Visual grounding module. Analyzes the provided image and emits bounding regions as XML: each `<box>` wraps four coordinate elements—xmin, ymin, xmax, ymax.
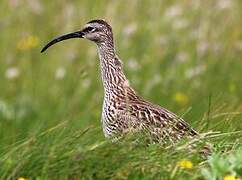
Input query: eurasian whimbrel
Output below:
<box><xmin>41</xmin><ymin>19</ymin><xmax>209</xmax><ymax>150</ymax></box>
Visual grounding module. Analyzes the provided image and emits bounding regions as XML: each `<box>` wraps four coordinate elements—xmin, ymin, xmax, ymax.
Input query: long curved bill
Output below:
<box><xmin>41</xmin><ymin>31</ymin><xmax>84</xmax><ymax>53</ymax></box>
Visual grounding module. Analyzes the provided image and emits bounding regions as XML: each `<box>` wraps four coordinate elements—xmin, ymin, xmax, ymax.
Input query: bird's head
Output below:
<box><xmin>41</xmin><ymin>19</ymin><xmax>113</xmax><ymax>53</ymax></box>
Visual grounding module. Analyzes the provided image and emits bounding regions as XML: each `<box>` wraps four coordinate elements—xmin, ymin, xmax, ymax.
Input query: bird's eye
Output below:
<box><xmin>85</xmin><ymin>26</ymin><xmax>96</xmax><ymax>32</ymax></box>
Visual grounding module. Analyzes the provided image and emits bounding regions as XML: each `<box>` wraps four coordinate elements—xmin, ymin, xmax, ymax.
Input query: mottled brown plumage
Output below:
<box><xmin>41</xmin><ymin>19</ymin><xmax>209</xmax><ymax>149</ymax></box>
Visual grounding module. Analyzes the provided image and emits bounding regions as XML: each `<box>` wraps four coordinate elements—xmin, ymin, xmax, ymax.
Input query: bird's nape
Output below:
<box><xmin>41</xmin><ymin>30</ymin><xmax>84</xmax><ymax>53</ymax></box>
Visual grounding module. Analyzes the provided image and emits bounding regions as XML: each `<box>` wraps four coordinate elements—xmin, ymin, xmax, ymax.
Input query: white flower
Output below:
<box><xmin>217</xmin><ymin>0</ymin><xmax>233</xmax><ymax>10</ymax></box>
<box><xmin>123</xmin><ymin>23</ymin><xmax>137</xmax><ymax>36</ymax></box>
<box><xmin>176</xmin><ymin>52</ymin><xmax>189</xmax><ymax>63</ymax></box>
<box><xmin>164</xmin><ymin>5</ymin><xmax>182</xmax><ymax>19</ymax></box>
<box><xmin>156</xmin><ymin>36</ymin><xmax>169</xmax><ymax>46</ymax></box>
<box><xmin>9</xmin><ymin>0</ymin><xmax>20</xmax><ymax>7</ymax></box>
<box><xmin>235</xmin><ymin>41</ymin><xmax>242</xmax><ymax>51</ymax></box>
<box><xmin>172</xmin><ymin>18</ymin><xmax>189</xmax><ymax>30</ymax></box>
<box><xmin>191</xmin><ymin>0</ymin><xmax>200</xmax><ymax>10</ymax></box>
<box><xmin>127</xmin><ymin>58</ymin><xmax>139</xmax><ymax>71</ymax></box>
<box><xmin>27</xmin><ymin>0</ymin><xmax>43</xmax><ymax>14</ymax></box>
<box><xmin>5</xmin><ymin>67</ymin><xmax>20</xmax><ymax>80</ymax></box>
<box><xmin>185</xmin><ymin>65</ymin><xmax>206</xmax><ymax>79</ymax></box>
<box><xmin>55</xmin><ymin>67</ymin><xmax>66</xmax><ymax>79</ymax></box>
<box><xmin>65</xmin><ymin>50</ymin><xmax>78</xmax><ymax>63</ymax></box>
<box><xmin>197</xmin><ymin>41</ymin><xmax>209</xmax><ymax>56</ymax></box>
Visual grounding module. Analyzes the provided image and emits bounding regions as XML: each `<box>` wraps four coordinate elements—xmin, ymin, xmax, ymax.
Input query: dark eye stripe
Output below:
<box><xmin>83</xmin><ymin>27</ymin><xmax>96</xmax><ymax>32</ymax></box>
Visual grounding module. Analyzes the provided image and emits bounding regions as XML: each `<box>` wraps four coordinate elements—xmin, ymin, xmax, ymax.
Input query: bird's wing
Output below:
<box><xmin>115</xmin><ymin>100</ymin><xmax>198</xmax><ymax>143</ymax></box>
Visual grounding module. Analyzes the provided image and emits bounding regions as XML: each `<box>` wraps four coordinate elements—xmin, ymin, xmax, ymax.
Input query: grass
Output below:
<box><xmin>0</xmin><ymin>0</ymin><xmax>242</xmax><ymax>179</ymax></box>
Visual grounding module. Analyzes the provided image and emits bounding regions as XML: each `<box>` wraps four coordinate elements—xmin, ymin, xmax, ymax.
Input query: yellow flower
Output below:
<box><xmin>17</xmin><ymin>35</ymin><xmax>39</xmax><ymax>50</ymax></box>
<box><xmin>224</xmin><ymin>175</ymin><xmax>240</xmax><ymax>180</ymax></box>
<box><xmin>177</xmin><ymin>160</ymin><xmax>193</xmax><ymax>169</ymax></box>
<box><xmin>173</xmin><ymin>92</ymin><xmax>189</xmax><ymax>105</ymax></box>
<box><xmin>18</xmin><ymin>177</ymin><xmax>27</xmax><ymax>180</ymax></box>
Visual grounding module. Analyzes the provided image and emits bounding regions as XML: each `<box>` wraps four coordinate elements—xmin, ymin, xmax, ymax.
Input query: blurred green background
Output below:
<box><xmin>0</xmin><ymin>0</ymin><xmax>242</xmax><ymax>179</ymax></box>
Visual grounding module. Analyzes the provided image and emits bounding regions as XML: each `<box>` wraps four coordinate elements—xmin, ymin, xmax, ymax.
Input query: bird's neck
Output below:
<box><xmin>97</xmin><ymin>42</ymin><xmax>130</xmax><ymax>95</ymax></box>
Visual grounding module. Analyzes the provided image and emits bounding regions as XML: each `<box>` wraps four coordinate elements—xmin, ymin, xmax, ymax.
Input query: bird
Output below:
<box><xmin>41</xmin><ymin>19</ymin><xmax>209</xmax><ymax>150</ymax></box>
